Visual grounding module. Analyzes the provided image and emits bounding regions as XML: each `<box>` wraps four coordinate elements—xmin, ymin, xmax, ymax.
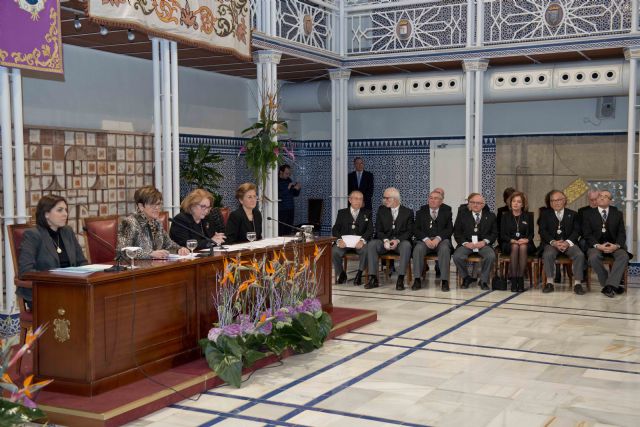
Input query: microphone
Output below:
<box><xmin>82</xmin><ymin>226</ymin><xmax>128</xmax><ymax>272</ymax></box>
<box><xmin>168</xmin><ymin>218</ymin><xmax>224</xmax><ymax>255</ymax></box>
<box><xmin>266</xmin><ymin>217</ymin><xmax>304</xmax><ymax>233</ymax></box>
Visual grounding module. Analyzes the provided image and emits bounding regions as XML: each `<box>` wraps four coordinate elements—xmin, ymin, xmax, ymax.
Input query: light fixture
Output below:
<box><xmin>127</xmin><ymin>29</ymin><xmax>135</xmax><ymax>41</ymax></box>
<box><xmin>73</xmin><ymin>15</ymin><xmax>81</xmax><ymax>30</ymax></box>
<box><xmin>99</xmin><ymin>25</ymin><xmax>108</xmax><ymax>36</ymax></box>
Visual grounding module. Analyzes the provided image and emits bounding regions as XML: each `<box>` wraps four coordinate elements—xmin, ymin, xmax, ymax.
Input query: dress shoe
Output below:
<box><xmin>411</xmin><ymin>278</ymin><xmax>421</xmax><ymax>291</ymax></box>
<box><xmin>479</xmin><ymin>282</ymin><xmax>489</xmax><ymax>290</ymax></box>
<box><xmin>601</xmin><ymin>285</ymin><xmax>615</xmax><ymax>298</ymax></box>
<box><xmin>396</xmin><ymin>275</ymin><xmax>405</xmax><ymax>291</ymax></box>
<box><xmin>460</xmin><ymin>276</ymin><xmax>473</xmax><ymax>289</ymax></box>
<box><xmin>573</xmin><ymin>283</ymin><xmax>585</xmax><ymax>295</ymax></box>
<box><xmin>364</xmin><ymin>276</ymin><xmax>379</xmax><ymax>289</ymax></box>
<box><xmin>336</xmin><ymin>271</ymin><xmax>347</xmax><ymax>285</ymax></box>
<box><xmin>614</xmin><ymin>285</ymin><xmax>625</xmax><ymax>294</ymax></box>
<box><xmin>517</xmin><ymin>277</ymin><xmax>525</xmax><ymax>293</ymax></box>
<box><xmin>510</xmin><ymin>278</ymin><xmax>518</xmax><ymax>293</ymax></box>
<box><xmin>435</xmin><ymin>265</ymin><xmax>441</xmax><ymax>279</ymax></box>
<box><xmin>542</xmin><ymin>283</ymin><xmax>554</xmax><ymax>293</ymax></box>
<box><xmin>353</xmin><ymin>270</ymin><xmax>363</xmax><ymax>286</ymax></box>
<box><xmin>441</xmin><ymin>280</ymin><xmax>450</xmax><ymax>292</ymax></box>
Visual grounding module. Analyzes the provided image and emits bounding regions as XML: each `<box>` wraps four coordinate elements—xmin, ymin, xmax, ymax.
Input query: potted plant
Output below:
<box><xmin>180</xmin><ymin>145</ymin><xmax>224</xmax><ymax>207</ymax></box>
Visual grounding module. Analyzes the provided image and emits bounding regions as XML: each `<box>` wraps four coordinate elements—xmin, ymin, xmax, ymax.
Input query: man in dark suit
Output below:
<box><xmin>427</xmin><ymin>187</ymin><xmax>452</xmax><ymax>279</ymax></box>
<box><xmin>332</xmin><ymin>191</ymin><xmax>373</xmax><ymax>286</ymax></box>
<box><xmin>452</xmin><ymin>193</ymin><xmax>497</xmax><ymax>290</ymax></box>
<box><xmin>577</xmin><ymin>189</ymin><xmax>599</xmax><ymax>253</ymax></box>
<box><xmin>538</xmin><ymin>190</ymin><xmax>585</xmax><ymax>294</ymax></box>
<box><xmin>348</xmin><ymin>157</ymin><xmax>374</xmax><ymax>211</ymax></box>
<box><xmin>412</xmin><ymin>190</ymin><xmax>453</xmax><ymax>292</ymax></box>
<box><xmin>365</xmin><ymin>187</ymin><xmax>414</xmax><ymax>290</ymax></box>
<box><xmin>582</xmin><ymin>190</ymin><xmax>629</xmax><ymax>298</ymax></box>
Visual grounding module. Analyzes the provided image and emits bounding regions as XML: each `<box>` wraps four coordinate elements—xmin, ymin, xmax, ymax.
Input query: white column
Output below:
<box><xmin>462</xmin><ymin>61</ymin><xmax>475</xmax><ymax>196</ymax></box>
<box><xmin>633</xmin><ymin>0</ymin><xmax>638</xmax><ymax>33</ymax></box>
<box><xmin>152</xmin><ymin>38</ymin><xmax>163</xmax><ymax>191</ymax></box>
<box><xmin>253</xmin><ymin>50</ymin><xmax>282</xmax><ymax>238</ymax></box>
<box><xmin>475</xmin><ymin>0</ymin><xmax>484</xmax><ymax>47</ymax></box>
<box><xmin>11</xmin><ymin>69</ymin><xmax>26</xmax><ymax>225</ymax></box>
<box><xmin>161</xmin><ymin>39</ymin><xmax>172</xmax><ymax>209</ymax></box>
<box><xmin>626</xmin><ymin>47</ymin><xmax>640</xmax><ymax>258</ymax></box>
<box><xmin>329</xmin><ymin>69</ymin><xmax>351</xmax><ymax>224</ymax></box>
<box><xmin>466</xmin><ymin>0</ymin><xmax>475</xmax><ymax>47</ymax></box>
<box><xmin>474</xmin><ymin>61</ymin><xmax>488</xmax><ymax>193</ymax></box>
<box><xmin>1</xmin><ymin>66</ymin><xmax>15</xmax><ymax>312</ymax></box>
<box><xmin>339</xmin><ymin>0</ymin><xmax>346</xmax><ymax>56</ymax></box>
<box><xmin>462</xmin><ymin>59</ymin><xmax>488</xmax><ymax>194</ymax></box>
<box><xmin>170</xmin><ymin>41</ymin><xmax>180</xmax><ymax>216</ymax></box>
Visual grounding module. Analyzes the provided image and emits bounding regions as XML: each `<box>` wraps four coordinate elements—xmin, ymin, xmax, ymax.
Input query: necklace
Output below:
<box><xmin>513</xmin><ymin>212</ymin><xmax>521</xmax><ymax>238</ymax></box>
<box><xmin>54</xmin><ymin>234</ymin><xmax>62</xmax><ymax>254</ymax></box>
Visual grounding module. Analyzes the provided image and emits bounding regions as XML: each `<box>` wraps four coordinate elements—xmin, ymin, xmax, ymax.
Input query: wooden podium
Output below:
<box><xmin>24</xmin><ymin>238</ymin><xmax>333</xmax><ymax>396</ymax></box>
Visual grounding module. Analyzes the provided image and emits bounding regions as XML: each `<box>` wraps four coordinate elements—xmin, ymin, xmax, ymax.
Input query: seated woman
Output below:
<box><xmin>499</xmin><ymin>191</ymin><xmax>536</xmax><ymax>293</ymax></box>
<box><xmin>225</xmin><ymin>183</ymin><xmax>262</xmax><ymax>245</ymax></box>
<box><xmin>169</xmin><ymin>189</ymin><xmax>226</xmax><ymax>250</ymax></box>
<box><xmin>18</xmin><ymin>194</ymin><xmax>88</xmax><ymax>306</ymax></box>
<box><xmin>117</xmin><ymin>185</ymin><xmax>189</xmax><ymax>259</ymax></box>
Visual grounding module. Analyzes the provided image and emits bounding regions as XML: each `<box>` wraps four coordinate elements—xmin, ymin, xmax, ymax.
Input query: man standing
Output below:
<box><xmin>278</xmin><ymin>164</ymin><xmax>301</xmax><ymax>236</ymax></box>
<box><xmin>412</xmin><ymin>190</ymin><xmax>453</xmax><ymax>291</ymax></box>
<box><xmin>452</xmin><ymin>193</ymin><xmax>497</xmax><ymax>290</ymax></box>
<box><xmin>365</xmin><ymin>187</ymin><xmax>414</xmax><ymax>290</ymax></box>
<box><xmin>331</xmin><ymin>191</ymin><xmax>373</xmax><ymax>286</ymax></box>
<box><xmin>538</xmin><ymin>190</ymin><xmax>586</xmax><ymax>295</ymax></box>
<box><xmin>348</xmin><ymin>157</ymin><xmax>374</xmax><ymax>211</ymax></box>
<box><xmin>583</xmin><ymin>190</ymin><xmax>629</xmax><ymax>298</ymax></box>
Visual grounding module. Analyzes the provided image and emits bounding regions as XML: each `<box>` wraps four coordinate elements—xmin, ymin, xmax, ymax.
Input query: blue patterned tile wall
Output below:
<box><xmin>482</xmin><ymin>137</ymin><xmax>497</xmax><ymax>212</ymax></box>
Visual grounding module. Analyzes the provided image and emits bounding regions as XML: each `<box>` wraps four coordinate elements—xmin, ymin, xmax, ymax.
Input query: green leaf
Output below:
<box><xmin>0</xmin><ymin>400</ymin><xmax>47</xmax><ymax>427</ymax></box>
<box><xmin>317</xmin><ymin>312</ymin><xmax>333</xmax><ymax>341</ymax></box>
<box><xmin>215</xmin><ymin>355</ymin><xmax>244</xmax><ymax>388</ymax></box>
<box><xmin>293</xmin><ymin>312</ymin><xmax>322</xmax><ymax>348</ymax></box>
<box><xmin>243</xmin><ymin>349</ymin><xmax>267</xmax><ymax>367</ymax></box>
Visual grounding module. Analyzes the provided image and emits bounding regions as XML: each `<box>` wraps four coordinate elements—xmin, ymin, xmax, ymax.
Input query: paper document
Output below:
<box><xmin>50</xmin><ymin>264</ymin><xmax>113</xmax><ymax>274</ymax></box>
<box><xmin>340</xmin><ymin>235</ymin><xmax>362</xmax><ymax>248</ymax></box>
<box><xmin>471</xmin><ymin>235</ymin><xmax>479</xmax><ymax>252</ymax></box>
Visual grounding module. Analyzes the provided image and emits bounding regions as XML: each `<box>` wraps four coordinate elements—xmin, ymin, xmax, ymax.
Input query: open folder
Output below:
<box><xmin>340</xmin><ymin>235</ymin><xmax>362</xmax><ymax>248</ymax></box>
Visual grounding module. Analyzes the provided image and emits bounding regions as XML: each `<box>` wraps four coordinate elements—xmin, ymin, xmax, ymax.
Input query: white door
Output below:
<box><xmin>430</xmin><ymin>140</ymin><xmax>466</xmax><ymax>224</ymax></box>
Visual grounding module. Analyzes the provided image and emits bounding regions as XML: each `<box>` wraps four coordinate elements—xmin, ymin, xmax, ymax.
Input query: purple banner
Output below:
<box><xmin>0</xmin><ymin>0</ymin><xmax>64</xmax><ymax>74</ymax></box>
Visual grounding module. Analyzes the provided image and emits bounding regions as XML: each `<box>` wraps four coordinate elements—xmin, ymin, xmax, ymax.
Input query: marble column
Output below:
<box><xmin>329</xmin><ymin>68</ymin><xmax>351</xmax><ymax>224</ymax></box>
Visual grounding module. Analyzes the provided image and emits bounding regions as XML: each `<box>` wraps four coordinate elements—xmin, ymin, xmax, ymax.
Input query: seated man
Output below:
<box><xmin>538</xmin><ymin>190</ymin><xmax>585</xmax><ymax>294</ymax></box>
<box><xmin>577</xmin><ymin>189</ymin><xmax>599</xmax><ymax>253</ymax></box>
<box><xmin>412</xmin><ymin>190</ymin><xmax>453</xmax><ymax>292</ymax></box>
<box><xmin>452</xmin><ymin>193</ymin><xmax>497</xmax><ymax>290</ymax></box>
<box><xmin>582</xmin><ymin>190</ymin><xmax>629</xmax><ymax>298</ymax></box>
<box><xmin>365</xmin><ymin>187</ymin><xmax>414</xmax><ymax>290</ymax></box>
<box><xmin>331</xmin><ymin>191</ymin><xmax>373</xmax><ymax>286</ymax></box>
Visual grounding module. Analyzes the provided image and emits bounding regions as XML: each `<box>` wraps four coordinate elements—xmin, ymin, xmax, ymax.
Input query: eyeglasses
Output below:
<box><xmin>469</xmin><ymin>201</ymin><xmax>483</xmax><ymax>205</ymax></box>
<box><xmin>146</xmin><ymin>203</ymin><xmax>162</xmax><ymax>210</ymax></box>
<box><xmin>550</xmin><ymin>198</ymin><xmax>565</xmax><ymax>202</ymax></box>
<box><xmin>382</xmin><ymin>196</ymin><xmax>392</xmax><ymax>200</ymax></box>
<box><xmin>197</xmin><ymin>204</ymin><xmax>212</xmax><ymax>210</ymax></box>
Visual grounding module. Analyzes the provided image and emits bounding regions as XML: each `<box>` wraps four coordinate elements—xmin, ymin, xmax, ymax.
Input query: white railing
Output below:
<box><xmin>273</xmin><ymin>0</ymin><xmax>335</xmax><ymax>51</ymax></box>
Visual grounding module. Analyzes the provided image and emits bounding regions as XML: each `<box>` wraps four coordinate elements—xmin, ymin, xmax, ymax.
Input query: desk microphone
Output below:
<box><xmin>266</xmin><ymin>217</ymin><xmax>305</xmax><ymax>233</ymax></box>
<box><xmin>168</xmin><ymin>218</ymin><xmax>222</xmax><ymax>255</ymax></box>
<box><xmin>82</xmin><ymin>226</ymin><xmax>128</xmax><ymax>272</ymax></box>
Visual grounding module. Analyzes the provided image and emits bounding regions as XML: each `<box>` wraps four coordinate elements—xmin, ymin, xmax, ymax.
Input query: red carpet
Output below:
<box><xmin>32</xmin><ymin>306</ymin><xmax>376</xmax><ymax>427</ymax></box>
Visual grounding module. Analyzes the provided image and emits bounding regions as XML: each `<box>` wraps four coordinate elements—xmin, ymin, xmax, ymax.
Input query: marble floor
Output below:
<box><xmin>125</xmin><ymin>266</ymin><xmax>640</xmax><ymax>427</ymax></box>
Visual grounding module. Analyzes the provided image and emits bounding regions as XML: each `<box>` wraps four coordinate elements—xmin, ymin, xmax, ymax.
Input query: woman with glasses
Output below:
<box><xmin>117</xmin><ymin>185</ymin><xmax>189</xmax><ymax>259</ymax></box>
<box><xmin>169</xmin><ymin>188</ymin><xmax>226</xmax><ymax>250</ymax></box>
<box><xmin>225</xmin><ymin>183</ymin><xmax>262</xmax><ymax>244</ymax></box>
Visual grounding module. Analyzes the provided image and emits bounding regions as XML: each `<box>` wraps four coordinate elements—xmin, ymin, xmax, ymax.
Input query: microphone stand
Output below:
<box><xmin>266</xmin><ymin>217</ymin><xmax>308</xmax><ymax>242</ymax></box>
<box><xmin>168</xmin><ymin>218</ymin><xmax>223</xmax><ymax>256</ymax></box>
<box><xmin>82</xmin><ymin>226</ymin><xmax>128</xmax><ymax>272</ymax></box>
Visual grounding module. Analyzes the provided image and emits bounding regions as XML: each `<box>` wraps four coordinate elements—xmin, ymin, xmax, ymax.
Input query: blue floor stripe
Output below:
<box><xmin>334</xmin><ymin>291</ymin><xmax>458</xmax><ymax>307</ymax></box>
<box><xmin>276</xmin><ymin>292</ymin><xmax>522</xmax><ymax>423</ymax></box>
<box><xmin>172</xmin><ymin>404</ymin><xmax>307</xmax><ymax>426</ymax></box>
<box><xmin>191</xmin><ymin>390</ymin><xmax>429</xmax><ymax>427</ymax></box>
<box><xmin>198</xmin><ymin>291</ymin><xmax>493</xmax><ymax>426</ymax></box>
<box><xmin>333</xmin><ymin>337</ymin><xmax>640</xmax><ymax>375</ymax></box>
<box><xmin>334</xmin><ymin>288</ymin><xmax>467</xmax><ymax>303</ymax></box>
<box><xmin>346</xmin><ymin>332</ymin><xmax>640</xmax><ymax>365</ymax></box>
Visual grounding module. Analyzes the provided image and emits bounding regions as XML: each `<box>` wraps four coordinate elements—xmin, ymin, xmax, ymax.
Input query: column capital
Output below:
<box><xmin>329</xmin><ymin>68</ymin><xmax>351</xmax><ymax>81</ymax></box>
<box><xmin>624</xmin><ymin>47</ymin><xmax>640</xmax><ymax>60</ymax></box>
<box><xmin>253</xmin><ymin>50</ymin><xmax>282</xmax><ymax>65</ymax></box>
<box><xmin>462</xmin><ymin>58</ymin><xmax>489</xmax><ymax>72</ymax></box>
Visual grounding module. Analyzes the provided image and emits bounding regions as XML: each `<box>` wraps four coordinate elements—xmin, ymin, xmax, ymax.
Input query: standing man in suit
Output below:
<box><xmin>332</xmin><ymin>191</ymin><xmax>373</xmax><ymax>286</ymax></box>
<box><xmin>583</xmin><ymin>190</ymin><xmax>629</xmax><ymax>298</ymax></box>
<box><xmin>278</xmin><ymin>164</ymin><xmax>301</xmax><ymax>236</ymax></box>
<box><xmin>348</xmin><ymin>157</ymin><xmax>374</xmax><ymax>211</ymax></box>
<box><xmin>538</xmin><ymin>190</ymin><xmax>585</xmax><ymax>294</ymax></box>
<box><xmin>365</xmin><ymin>187</ymin><xmax>414</xmax><ymax>290</ymax></box>
<box><xmin>452</xmin><ymin>193</ymin><xmax>497</xmax><ymax>290</ymax></box>
<box><xmin>412</xmin><ymin>190</ymin><xmax>453</xmax><ymax>291</ymax></box>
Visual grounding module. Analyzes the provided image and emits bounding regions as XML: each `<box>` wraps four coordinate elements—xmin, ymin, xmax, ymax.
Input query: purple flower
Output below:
<box><xmin>300</xmin><ymin>298</ymin><xmax>322</xmax><ymax>313</ymax></box>
<box><xmin>208</xmin><ymin>327</ymin><xmax>222</xmax><ymax>341</ymax></box>
<box><xmin>256</xmin><ymin>321</ymin><xmax>273</xmax><ymax>335</ymax></box>
<box><xmin>222</xmin><ymin>323</ymin><xmax>243</xmax><ymax>337</ymax></box>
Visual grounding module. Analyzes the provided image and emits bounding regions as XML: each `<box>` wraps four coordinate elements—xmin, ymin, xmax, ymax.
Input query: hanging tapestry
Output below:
<box><xmin>87</xmin><ymin>0</ymin><xmax>251</xmax><ymax>61</ymax></box>
<box><xmin>0</xmin><ymin>0</ymin><xmax>64</xmax><ymax>74</ymax></box>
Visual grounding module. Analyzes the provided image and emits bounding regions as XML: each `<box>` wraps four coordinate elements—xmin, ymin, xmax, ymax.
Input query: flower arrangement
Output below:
<box><xmin>241</xmin><ymin>87</ymin><xmax>295</xmax><ymax>200</ymax></box>
<box><xmin>0</xmin><ymin>325</ymin><xmax>52</xmax><ymax>426</ymax></box>
<box><xmin>199</xmin><ymin>245</ymin><xmax>332</xmax><ymax>388</ymax></box>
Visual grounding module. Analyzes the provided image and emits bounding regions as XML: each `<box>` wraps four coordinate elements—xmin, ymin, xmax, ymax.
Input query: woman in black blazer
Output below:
<box><xmin>18</xmin><ymin>195</ymin><xmax>88</xmax><ymax>306</ymax></box>
<box><xmin>499</xmin><ymin>191</ymin><xmax>536</xmax><ymax>292</ymax></box>
<box><xmin>225</xmin><ymin>183</ymin><xmax>262</xmax><ymax>244</ymax></box>
<box><xmin>170</xmin><ymin>188</ymin><xmax>226</xmax><ymax>250</ymax></box>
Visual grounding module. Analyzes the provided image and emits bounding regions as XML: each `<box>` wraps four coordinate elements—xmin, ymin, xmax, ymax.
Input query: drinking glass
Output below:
<box><xmin>124</xmin><ymin>247</ymin><xmax>141</xmax><ymax>269</ymax></box>
<box><xmin>186</xmin><ymin>239</ymin><xmax>198</xmax><ymax>257</ymax></box>
<box><xmin>246</xmin><ymin>232</ymin><xmax>257</xmax><ymax>242</ymax></box>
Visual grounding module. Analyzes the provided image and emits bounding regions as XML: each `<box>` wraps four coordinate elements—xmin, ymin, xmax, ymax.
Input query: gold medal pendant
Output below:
<box><xmin>56</xmin><ymin>247</ymin><xmax>62</xmax><ymax>254</ymax></box>
<box><xmin>602</xmin><ymin>227</ymin><xmax>606</xmax><ymax>233</ymax></box>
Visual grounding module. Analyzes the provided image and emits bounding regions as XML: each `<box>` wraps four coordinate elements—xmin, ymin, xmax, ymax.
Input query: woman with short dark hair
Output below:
<box><xmin>224</xmin><ymin>183</ymin><xmax>262</xmax><ymax>244</ymax></box>
<box><xmin>499</xmin><ymin>191</ymin><xmax>536</xmax><ymax>292</ymax></box>
<box><xmin>18</xmin><ymin>194</ymin><xmax>88</xmax><ymax>304</ymax></box>
<box><xmin>117</xmin><ymin>185</ymin><xmax>189</xmax><ymax>259</ymax></box>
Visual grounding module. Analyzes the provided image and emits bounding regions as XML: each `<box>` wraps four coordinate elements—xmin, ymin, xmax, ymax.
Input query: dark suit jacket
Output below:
<box><xmin>169</xmin><ymin>210</ymin><xmax>225</xmax><ymax>250</ymax></box>
<box><xmin>499</xmin><ymin>211</ymin><xmax>535</xmax><ymax>245</ymax></box>
<box><xmin>375</xmin><ymin>205</ymin><xmax>414</xmax><ymax>241</ymax></box>
<box><xmin>332</xmin><ymin>208</ymin><xmax>373</xmax><ymax>242</ymax></box>
<box><xmin>225</xmin><ymin>207</ymin><xmax>263</xmax><ymax>244</ymax></box>
<box><xmin>18</xmin><ymin>225</ymin><xmax>88</xmax><ymax>301</ymax></box>
<box><xmin>582</xmin><ymin>205</ymin><xmax>626</xmax><ymax>249</ymax></box>
<box><xmin>414</xmin><ymin>206</ymin><xmax>453</xmax><ymax>242</ymax></box>
<box><xmin>538</xmin><ymin>208</ymin><xmax>580</xmax><ymax>245</ymax></box>
<box><xmin>496</xmin><ymin>205</ymin><xmax>510</xmax><ymax>236</ymax></box>
<box><xmin>348</xmin><ymin>170</ymin><xmax>374</xmax><ymax>210</ymax></box>
<box><xmin>453</xmin><ymin>209</ymin><xmax>498</xmax><ymax>247</ymax></box>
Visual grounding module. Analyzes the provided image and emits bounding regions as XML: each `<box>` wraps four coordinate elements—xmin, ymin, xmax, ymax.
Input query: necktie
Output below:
<box><xmin>431</xmin><ymin>210</ymin><xmax>437</xmax><ymax>221</ymax></box>
<box><xmin>352</xmin><ymin>210</ymin><xmax>358</xmax><ymax>221</ymax></box>
<box><xmin>392</xmin><ymin>209</ymin><xmax>398</xmax><ymax>221</ymax></box>
<box><xmin>602</xmin><ymin>210</ymin><xmax>607</xmax><ymax>221</ymax></box>
<box><xmin>556</xmin><ymin>211</ymin><xmax>562</xmax><ymax>222</ymax></box>
<box><xmin>474</xmin><ymin>213</ymin><xmax>480</xmax><ymax>225</ymax></box>
<box><xmin>357</xmin><ymin>172</ymin><xmax>361</xmax><ymax>187</ymax></box>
